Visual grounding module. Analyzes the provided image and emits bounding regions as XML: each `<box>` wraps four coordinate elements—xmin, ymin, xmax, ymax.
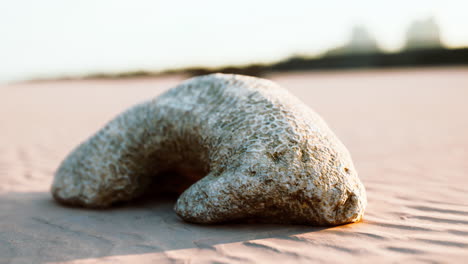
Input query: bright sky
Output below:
<box><xmin>1</xmin><ymin>0</ymin><xmax>467</xmax><ymax>82</ymax></box>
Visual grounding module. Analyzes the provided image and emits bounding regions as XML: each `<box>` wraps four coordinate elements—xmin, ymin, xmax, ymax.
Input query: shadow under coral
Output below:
<box><xmin>0</xmin><ymin>191</ymin><xmax>333</xmax><ymax>263</ymax></box>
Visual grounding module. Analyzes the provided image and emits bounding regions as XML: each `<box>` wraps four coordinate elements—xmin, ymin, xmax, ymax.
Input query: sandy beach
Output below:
<box><xmin>1</xmin><ymin>68</ymin><xmax>468</xmax><ymax>263</ymax></box>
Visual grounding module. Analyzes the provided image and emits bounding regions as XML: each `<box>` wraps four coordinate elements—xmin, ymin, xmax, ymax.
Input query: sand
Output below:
<box><xmin>1</xmin><ymin>68</ymin><xmax>467</xmax><ymax>264</ymax></box>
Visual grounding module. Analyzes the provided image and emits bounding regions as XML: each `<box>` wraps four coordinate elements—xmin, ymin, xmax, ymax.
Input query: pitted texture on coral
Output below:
<box><xmin>52</xmin><ymin>73</ymin><xmax>367</xmax><ymax>226</ymax></box>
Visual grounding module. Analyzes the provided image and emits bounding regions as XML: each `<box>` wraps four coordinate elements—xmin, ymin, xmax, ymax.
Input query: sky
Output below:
<box><xmin>1</xmin><ymin>0</ymin><xmax>468</xmax><ymax>82</ymax></box>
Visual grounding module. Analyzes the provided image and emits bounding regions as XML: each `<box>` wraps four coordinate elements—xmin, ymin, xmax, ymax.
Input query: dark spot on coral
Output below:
<box><xmin>344</xmin><ymin>167</ymin><xmax>350</xmax><ymax>174</ymax></box>
<box><xmin>300</xmin><ymin>149</ymin><xmax>309</xmax><ymax>163</ymax></box>
<box><xmin>264</xmin><ymin>179</ymin><xmax>274</xmax><ymax>184</ymax></box>
<box><xmin>267</xmin><ymin>152</ymin><xmax>282</xmax><ymax>163</ymax></box>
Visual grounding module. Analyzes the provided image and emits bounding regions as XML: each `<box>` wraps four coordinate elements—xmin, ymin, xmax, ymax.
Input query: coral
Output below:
<box><xmin>52</xmin><ymin>73</ymin><xmax>366</xmax><ymax>225</ymax></box>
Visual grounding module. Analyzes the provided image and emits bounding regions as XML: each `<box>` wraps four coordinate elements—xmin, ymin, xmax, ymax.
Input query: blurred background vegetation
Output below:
<box><xmin>1</xmin><ymin>1</ymin><xmax>467</xmax><ymax>82</ymax></box>
<box><xmin>87</xmin><ymin>17</ymin><xmax>468</xmax><ymax>78</ymax></box>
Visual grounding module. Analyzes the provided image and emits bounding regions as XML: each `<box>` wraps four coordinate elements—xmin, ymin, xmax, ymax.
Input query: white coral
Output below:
<box><xmin>52</xmin><ymin>73</ymin><xmax>366</xmax><ymax>226</ymax></box>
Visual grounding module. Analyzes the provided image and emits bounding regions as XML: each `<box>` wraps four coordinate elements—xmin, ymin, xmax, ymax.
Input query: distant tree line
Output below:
<box><xmin>175</xmin><ymin>17</ymin><xmax>466</xmax><ymax>78</ymax></box>
<box><xmin>81</xmin><ymin>17</ymin><xmax>467</xmax><ymax>80</ymax></box>
<box><xmin>173</xmin><ymin>48</ymin><xmax>467</xmax><ymax>78</ymax></box>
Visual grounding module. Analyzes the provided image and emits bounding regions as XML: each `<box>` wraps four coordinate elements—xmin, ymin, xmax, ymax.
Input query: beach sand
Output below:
<box><xmin>1</xmin><ymin>68</ymin><xmax>467</xmax><ymax>263</ymax></box>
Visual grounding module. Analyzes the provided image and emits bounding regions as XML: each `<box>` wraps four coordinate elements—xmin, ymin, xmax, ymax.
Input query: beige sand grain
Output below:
<box><xmin>1</xmin><ymin>68</ymin><xmax>467</xmax><ymax>263</ymax></box>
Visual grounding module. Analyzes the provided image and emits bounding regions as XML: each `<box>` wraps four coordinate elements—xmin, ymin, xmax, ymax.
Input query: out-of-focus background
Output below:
<box><xmin>1</xmin><ymin>0</ymin><xmax>467</xmax><ymax>82</ymax></box>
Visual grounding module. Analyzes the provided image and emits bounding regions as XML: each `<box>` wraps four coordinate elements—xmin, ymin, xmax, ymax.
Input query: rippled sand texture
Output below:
<box><xmin>1</xmin><ymin>68</ymin><xmax>468</xmax><ymax>264</ymax></box>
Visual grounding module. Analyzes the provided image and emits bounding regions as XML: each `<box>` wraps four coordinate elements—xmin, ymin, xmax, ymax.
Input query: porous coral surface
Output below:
<box><xmin>52</xmin><ymin>73</ymin><xmax>366</xmax><ymax>225</ymax></box>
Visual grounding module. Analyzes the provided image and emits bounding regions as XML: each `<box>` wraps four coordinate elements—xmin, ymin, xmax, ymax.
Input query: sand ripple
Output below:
<box><xmin>1</xmin><ymin>69</ymin><xmax>467</xmax><ymax>263</ymax></box>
